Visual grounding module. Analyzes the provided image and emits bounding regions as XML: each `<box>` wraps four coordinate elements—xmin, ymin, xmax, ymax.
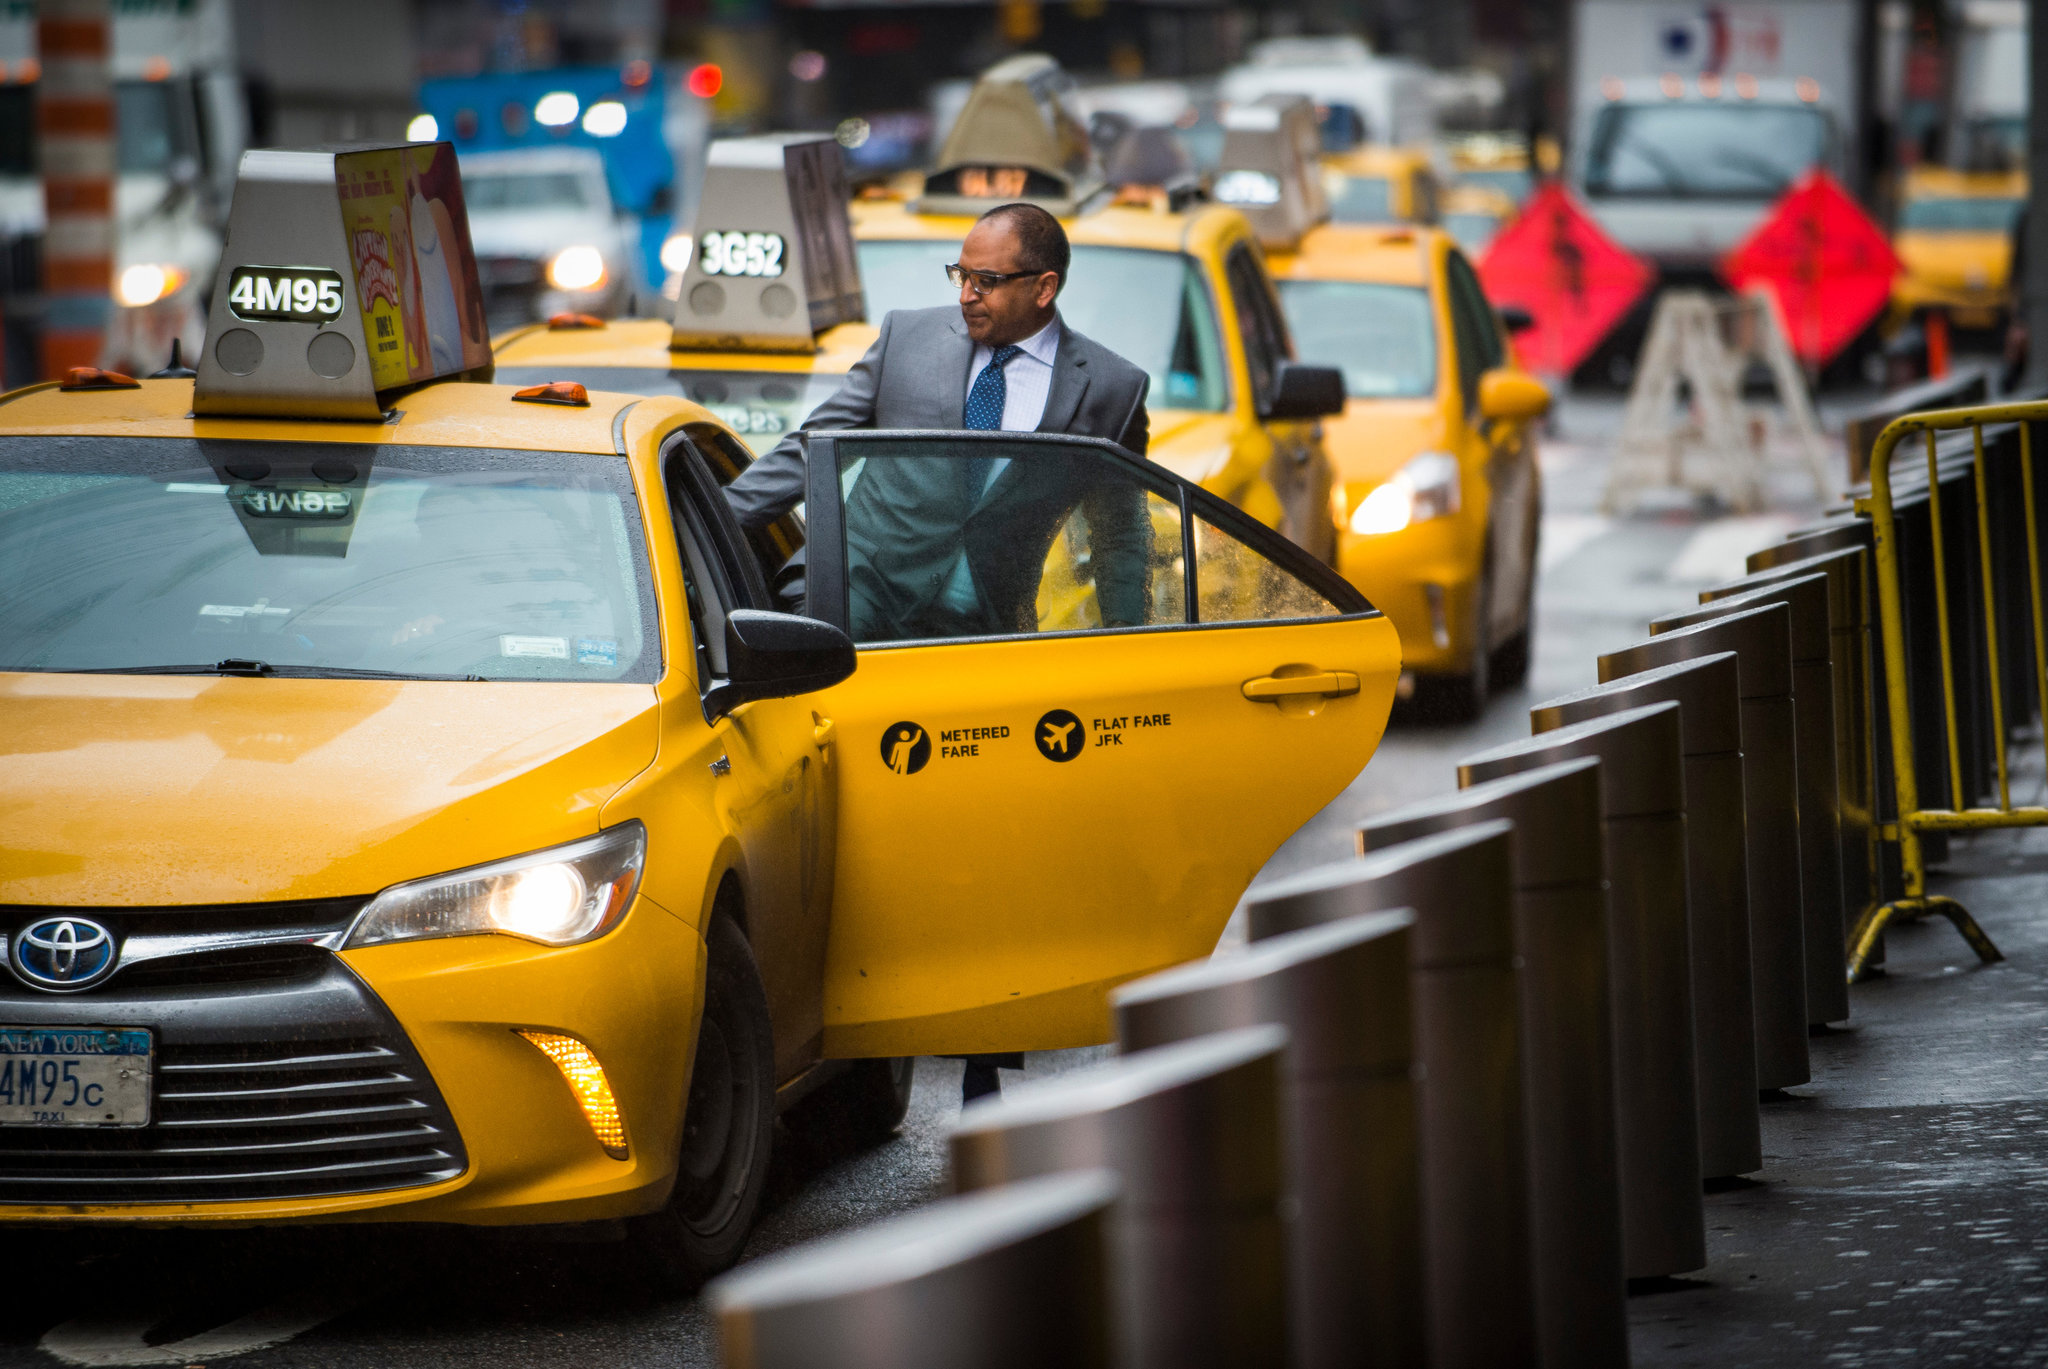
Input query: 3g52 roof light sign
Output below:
<box><xmin>195</xmin><ymin>142</ymin><xmax>494</xmax><ymax>419</ymax></box>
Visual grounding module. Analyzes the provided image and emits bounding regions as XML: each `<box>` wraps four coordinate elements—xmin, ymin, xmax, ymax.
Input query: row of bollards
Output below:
<box><xmin>706</xmin><ymin>470</ymin><xmax>2014</xmax><ymax>1366</ymax></box>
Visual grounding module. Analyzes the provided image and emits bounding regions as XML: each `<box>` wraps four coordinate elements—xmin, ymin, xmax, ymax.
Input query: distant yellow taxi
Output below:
<box><xmin>1321</xmin><ymin>144</ymin><xmax>1441</xmax><ymax>225</ymax></box>
<box><xmin>0</xmin><ymin>140</ymin><xmax>1401</xmax><ymax>1287</ymax></box>
<box><xmin>1267</xmin><ymin>223</ymin><xmax>1550</xmax><ymax>715</ymax></box>
<box><xmin>1440</xmin><ymin>183</ymin><xmax>1518</xmax><ymax>261</ymax></box>
<box><xmin>1445</xmin><ymin>134</ymin><xmax>1535</xmax><ymax>208</ymax></box>
<box><xmin>1889</xmin><ymin>165</ymin><xmax>2027</xmax><ymax>334</ymax></box>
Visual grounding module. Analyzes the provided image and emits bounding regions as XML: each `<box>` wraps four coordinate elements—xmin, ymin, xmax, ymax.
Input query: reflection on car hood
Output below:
<box><xmin>1145</xmin><ymin>410</ymin><xmax>1239</xmax><ymax>483</ymax></box>
<box><xmin>0</xmin><ymin>675</ymin><xmax>659</xmax><ymax>906</ymax></box>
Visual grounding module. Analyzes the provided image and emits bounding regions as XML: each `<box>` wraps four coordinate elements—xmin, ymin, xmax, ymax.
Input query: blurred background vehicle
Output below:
<box><xmin>1439</xmin><ymin>182</ymin><xmax>1516</xmax><ymax>257</ymax></box>
<box><xmin>459</xmin><ymin>147</ymin><xmax>635</xmax><ymax>325</ymax></box>
<box><xmin>1321</xmin><ymin>142</ymin><xmax>1441</xmax><ymax>224</ymax></box>
<box><xmin>1887</xmin><ymin>162</ymin><xmax>2027</xmax><ymax>350</ymax></box>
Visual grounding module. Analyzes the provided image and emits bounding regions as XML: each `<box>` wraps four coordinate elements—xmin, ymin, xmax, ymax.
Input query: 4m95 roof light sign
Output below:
<box><xmin>195</xmin><ymin>142</ymin><xmax>494</xmax><ymax>420</ymax></box>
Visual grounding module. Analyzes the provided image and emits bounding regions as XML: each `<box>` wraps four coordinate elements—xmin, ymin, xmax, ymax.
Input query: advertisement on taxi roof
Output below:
<box><xmin>335</xmin><ymin>144</ymin><xmax>491</xmax><ymax>391</ymax></box>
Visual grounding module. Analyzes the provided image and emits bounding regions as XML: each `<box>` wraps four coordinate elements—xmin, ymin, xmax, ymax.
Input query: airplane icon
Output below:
<box><xmin>1041</xmin><ymin>720</ymin><xmax>1077</xmax><ymax>753</ymax></box>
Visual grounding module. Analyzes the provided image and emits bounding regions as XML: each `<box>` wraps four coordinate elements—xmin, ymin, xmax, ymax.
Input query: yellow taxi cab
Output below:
<box><xmin>1263</xmin><ymin>220</ymin><xmax>1550</xmax><ymax>717</ymax></box>
<box><xmin>0</xmin><ymin>139</ymin><xmax>1402</xmax><ymax>1286</ymax></box>
<box><xmin>1440</xmin><ymin>183</ymin><xmax>1518</xmax><ymax>261</ymax></box>
<box><xmin>1445</xmin><ymin>133</ymin><xmax>1535</xmax><ymax>208</ymax></box>
<box><xmin>846</xmin><ymin>56</ymin><xmax>1347</xmax><ymax>563</ymax></box>
<box><xmin>1888</xmin><ymin>164</ymin><xmax>2028</xmax><ymax>335</ymax></box>
<box><xmin>1320</xmin><ymin>143</ymin><xmax>1441</xmax><ymax>225</ymax></box>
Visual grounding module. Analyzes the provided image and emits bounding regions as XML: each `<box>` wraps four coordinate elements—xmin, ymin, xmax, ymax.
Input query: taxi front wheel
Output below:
<box><xmin>625</xmin><ymin>910</ymin><xmax>774</xmax><ymax>1292</ymax></box>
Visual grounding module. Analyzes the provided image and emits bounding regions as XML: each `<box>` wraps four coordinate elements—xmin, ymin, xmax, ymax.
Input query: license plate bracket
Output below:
<box><xmin>0</xmin><ymin>1027</ymin><xmax>153</xmax><ymax>1128</ymax></box>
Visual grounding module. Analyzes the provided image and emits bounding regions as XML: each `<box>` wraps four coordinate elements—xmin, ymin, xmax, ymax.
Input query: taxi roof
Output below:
<box><xmin>851</xmin><ymin>196</ymin><xmax>1244</xmax><ymax>256</ymax></box>
<box><xmin>0</xmin><ymin>377</ymin><xmax>702</xmax><ymax>455</ymax></box>
<box><xmin>1267</xmin><ymin>223</ymin><xmax>1435</xmax><ymax>286</ymax></box>
<box><xmin>495</xmin><ymin>318</ymin><xmax>879</xmax><ymax>376</ymax></box>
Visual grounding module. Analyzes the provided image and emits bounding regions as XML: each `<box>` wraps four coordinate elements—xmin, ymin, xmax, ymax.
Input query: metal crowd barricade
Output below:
<box><xmin>1112</xmin><ymin>912</ymin><xmax>1422</xmax><ymax>1369</ymax></box>
<box><xmin>710</xmin><ymin>1170</ymin><xmax>1120</xmax><ymax>1369</ymax></box>
<box><xmin>1853</xmin><ymin>402</ymin><xmax>2034</xmax><ymax>976</ymax></box>
<box><xmin>951</xmin><ymin>1026</ymin><xmax>1291</xmax><ymax>1369</ymax></box>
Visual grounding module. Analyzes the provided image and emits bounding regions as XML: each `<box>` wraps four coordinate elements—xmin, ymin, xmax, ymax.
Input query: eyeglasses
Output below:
<box><xmin>945</xmin><ymin>263</ymin><xmax>1042</xmax><ymax>295</ymax></box>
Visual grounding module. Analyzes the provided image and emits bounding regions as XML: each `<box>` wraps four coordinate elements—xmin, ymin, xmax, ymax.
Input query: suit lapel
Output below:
<box><xmin>942</xmin><ymin>314</ymin><xmax>977</xmax><ymax>424</ymax></box>
<box><xmin>1035</xmin><ymin>320</ymin><xmax>1089</xmax><ymax>436</ymax></box>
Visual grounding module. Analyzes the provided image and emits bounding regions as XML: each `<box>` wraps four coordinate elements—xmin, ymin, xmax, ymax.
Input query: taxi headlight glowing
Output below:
<box><xmin>1349</xmin><ymin>451</ymin><xmax>1461</xmax><ymax>536</ymax></box>
<box><xmin>659</xmin><ymin>232</ymin><xmax>695</xmax><ymax>274</ymax></box>
<box><xmin>345</xmin><ymin>822</ymin><xmax>645</xmax><ymax>950</ymax></box>
<box><xmin>547</xmin><ymin>245</ymin><xmax>607</xmax><ymax>292</ymax></box>
<box><xmin>115</xmin><ymin>263</ymin><xmax>188</xmax><ymax>308</ymax></box>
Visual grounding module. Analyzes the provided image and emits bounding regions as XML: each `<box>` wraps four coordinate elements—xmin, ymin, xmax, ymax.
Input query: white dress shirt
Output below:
<box><xmin>941</xmin><ymin>315</ymin><xmax>1062</xmax><ymax>615</ymax></box>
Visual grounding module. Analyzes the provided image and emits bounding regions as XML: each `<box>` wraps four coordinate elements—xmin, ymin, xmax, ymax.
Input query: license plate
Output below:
<box><xmin>0</xmin><ymin>1027</ymin><xmax>153</xmax><ymax>1127</ymax></box>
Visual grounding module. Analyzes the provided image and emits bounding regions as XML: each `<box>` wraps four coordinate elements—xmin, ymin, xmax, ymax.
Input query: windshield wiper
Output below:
<box><xmin>65</xmin><ymin>659</ymin><xmax>488</xmax><ymax>681</ymax></box>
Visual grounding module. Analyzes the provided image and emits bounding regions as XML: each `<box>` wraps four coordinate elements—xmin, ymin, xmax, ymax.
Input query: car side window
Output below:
<box><xmin>803</xmin><ymin>432</ymin><xmax>1364</xmax><ymax>647</ymax></box>
<box><xmin>663</xmin><ymin>433</ymin><xmax>777</xmax><ymax>696</ymax></box>
<box><xmin>1443</xmin><ymin>250</ymin><xmax>1505</xmax><ymax>411</ymax></box>
<box><xmin>1224</xmin><ymin>245</ymin><xmax>1293</xmax><ymax>412</ymax></box>
<box><xmin>684</xmin><ymin>421</ymin><xmax>807</xmax><ymax>611</ymax></box>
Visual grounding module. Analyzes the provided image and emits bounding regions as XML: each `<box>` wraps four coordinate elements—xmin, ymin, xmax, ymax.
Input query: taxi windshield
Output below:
<box><xmin>1897</xmin><ymin>197</ymin><xmax>2024</xmax><ymax>233</ymax></box>
<box><xmin>1457</xmin><ymin>168</ymin><xmax>1531</xmax><ymax>203</ymax></box>
<box><xmin>856</xmin><ymin>240</ymin><xmax>1230</xmax><ymax>412</ymax></box>
<box><xmin>1275</xmin><ymin>280</ymin><xmax>1436</xmax><ymax>399</ymax></box>
<box><xmin>1584</xmin><ymin>103</ymin><xmax>1833</xmax><ymax>198</ymax></box>
<box><xmin>1328</xmin><ymin>175</ymin><xmax>1394</xmax><ymax>223</ymax></box>
<box><xmin>0</xmin><ymin>439</ymin><xmax>657</xmax><ymax>683</ymax></box>
<box><xmin>494</xmin><ymin>367</ymin><xmax>846</xmax><ymax>449</ymax></box>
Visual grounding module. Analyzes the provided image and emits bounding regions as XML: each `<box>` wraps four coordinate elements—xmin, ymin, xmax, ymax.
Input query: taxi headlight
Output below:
<box><xmin>1349</xmin><ymin>451</ymin><xmax>1460</xmax><ymax>536</ymax></box>
<box><xmin>345</xmin><ymin>823</ymin><xmax>645</xmax><ymax>950</ymax></box>
<box><xmin>547</xmin><ymin>245</ymin><xmax>607</xmax><ymax>292</ymax></box>
<box><xmin>659</xmin><ymin>232</ymin><xmax>695</xmax><ymax>274</ymax></box>
<box><xmin>115</xmin><ymin>263</ymin><xmax>189</xmax><ymax>308</ymax></box>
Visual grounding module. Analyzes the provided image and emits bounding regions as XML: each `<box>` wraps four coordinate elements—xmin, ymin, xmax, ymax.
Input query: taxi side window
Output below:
<box><xmin>1224</xmin><ymin>245</ymin><xmax>1294</xmax><ymax>413</ymax></box>
<box><xmin>684</xmin><ymin>422</ymin><xmax>807</xmax><ymax>610</ymax></box>
<box><xmin>664</xmin><ymin>434</ymin><xmax>777</xmax><ymax>696</ymax></box>
<box><xmin>803</xmin><ymin>432</ymin><xmax>1362</xmax><ymax>648</ymax></box>
<box><xmin>1444</xmin><ymin>250</ymin><xmax>1504</xmax><ymax>411</ymax></box>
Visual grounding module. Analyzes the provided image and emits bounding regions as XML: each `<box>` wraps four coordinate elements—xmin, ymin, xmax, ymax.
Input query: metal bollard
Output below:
<box><xmin>951</xmin><ymin>1026</ymin><xmax>1290</xmax><ymax>1369</ymax></box>
<box><xmin>1246</xmin><ymin>821</ymin><xmax>1545</xmax><ymax>1369</ymax></box>
<box><xmin>1460</xmin><ymin>704</ymin><xmax>1706</xmax><ymax>1278</ymax></box>
<box><xmin>1361</xmin><ymin>773</ymin><xmax>1630</xmax><ymax>1368</ymax></box>
<box><xmin>1704</xmin><ymin>546</ymin><xmax>1877</xmax><ymax>945</ymax></box>
<box><xmin>1113</xmin><ymin>912</ymin><xmax>1421</xmax><ymax>1369</ymax></box>
<box><xmin>1605</xmin><ymin>601</ymin><xmax>1811</xmax><ymax>1090</ymax></box>
<box><xmin>711</xmin><ymin>1169</ymin><xmax>1119</xmax><ymax>1369</ymax></box>
<box><xmin>1660</xmin><ymin>573</ymin><xmax>1850</xmax><ymax>1025</ymax></box>
<box><xmin>1534</xmin><ymin>654</ymin><xmax>1761</xmax><ymax>1179</ymax></box>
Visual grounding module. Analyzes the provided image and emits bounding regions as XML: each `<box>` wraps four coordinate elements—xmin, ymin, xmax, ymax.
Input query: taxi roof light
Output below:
<box><xmin>918</xmin><ymin>54</ymin><xmax>1102</xmax><ymax>218</ymax></box>
<box><xmin>671</xmin><ymin>133</ymin><xmax>866</xmax><ymax>355</ymax></box>
<box><xmin>547</xmin><ymin>312</ymin><xmax>607</xmax><ymax>331</ymax></box>
<box><xmin>513</xmin><ymin>381</ymin><xmax>591</xmax><ymax>407</ymax></box>
<box><xmin>193</xmin><ymin>143</ymin><xmax>493</xmax><ymax>420</ymax></box>
<box><xmin>1212</xmin><ymin>93</ymin><xmax>1328</xmax><ymax>250</ymax></box>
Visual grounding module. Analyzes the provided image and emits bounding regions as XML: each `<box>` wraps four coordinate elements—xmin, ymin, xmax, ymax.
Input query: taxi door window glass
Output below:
<box><xmin>811</xmin><ymin>433</ymin><xmax>1361</xmax><ymax>646</ymax></box>
<box><xmin>852</xmin><ymin>240</ymin><xmax>1229</xmax><ymax>413</ymax></box>
<box><xmin>0</xmin><ymin>439</ymin><xmax>657</xmax><ymax>682</ymax></box>
<box><xmin>1411</xmin><ymin>171</ymin><xmax>1440</xmax><ymax>224</ymax></box>
<box><xmin>1275</xmin><ymin>280</ymin><xmax>1437</xmax><ymax>399</ymax></box>
<box><xmin>1441</xmin><ymin>251</ymin><xmax>1499</xmax><ymax>409</ymax></box>
<box><xmin>1224</xmin><ymin>245</ymin><xmax>1291</xmax><ymax>412</ymax></box>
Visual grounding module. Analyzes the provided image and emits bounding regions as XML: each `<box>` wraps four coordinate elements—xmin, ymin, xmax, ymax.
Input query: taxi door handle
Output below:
<box><xmin>812</xmin><ymin>713</ymin><xmax>836</xmax><ymax>748</ymax></box>
<box><xmin>1242</xmin><ymin>671</ymin><xmax>1360</xmax><ymax>702</ymax></box>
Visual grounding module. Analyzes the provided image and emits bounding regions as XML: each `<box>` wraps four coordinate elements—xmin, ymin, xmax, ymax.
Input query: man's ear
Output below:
<box><xmin>1035</xmin><ymin>272</ymin><xmax>1061</xmax><ymax>310</ymax></box>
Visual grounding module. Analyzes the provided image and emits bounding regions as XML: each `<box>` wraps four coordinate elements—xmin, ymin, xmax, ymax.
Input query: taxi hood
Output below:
<box><xmin>0</xmin><ymin>676</ymin><xmax>660</xmax><ymax>907</ymax></box>
<box><xmin>1322</xmin><ymin>398</ymin><xmax>1446</xmax><ymax>484</ymax></box>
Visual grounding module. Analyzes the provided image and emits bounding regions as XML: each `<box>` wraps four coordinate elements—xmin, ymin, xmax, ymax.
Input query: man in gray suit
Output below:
<box><xmin>724</xmin><ymin>202</ymin><xmax>1155</xmax><ymax>644</ymax></box>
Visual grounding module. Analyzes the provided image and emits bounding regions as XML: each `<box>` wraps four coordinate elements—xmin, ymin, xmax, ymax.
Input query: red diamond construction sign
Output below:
<box><xmin>1721</xmin><ymin>170</ymin><xmax>1901</xmax><ymax>367</ymax></box>
<box><xmin>1477</xmin><ymin>181</ymin><xmax>1655</xmax><ymax>377</ymax></box>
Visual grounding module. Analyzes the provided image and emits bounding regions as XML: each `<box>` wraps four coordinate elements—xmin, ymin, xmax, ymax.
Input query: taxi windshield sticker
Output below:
<box><xmin>335</xmin><ymin>144</ymin><xmax>491</xmax><ymax>392</ymax></box>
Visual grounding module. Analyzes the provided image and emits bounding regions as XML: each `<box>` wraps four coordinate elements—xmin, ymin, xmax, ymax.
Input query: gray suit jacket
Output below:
<box><xmin>724</xmin><ymin>306</ymin><xmax>1152</xmax><ymax>527</ymax></box>
<box><xmin>724</xmin><ymin>306</ymin><xmax>1156</xmax><ymax>635</ymax></box>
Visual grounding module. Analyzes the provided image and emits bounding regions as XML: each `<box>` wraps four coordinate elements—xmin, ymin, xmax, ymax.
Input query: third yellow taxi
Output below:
<box><xmin>1888</xmin><ymin>163</ymin><xmax>2028</xmax><ymax>338</ymax></box>
<box><xmin>0</xmin><ymin>136</ymin><xmax>1399</xmax><ymax>1284</ymax></box>
<box><xmin>1263</xmin><ymin>212</ymin><xmax>1549</xmax><ymax>716</ymax></box>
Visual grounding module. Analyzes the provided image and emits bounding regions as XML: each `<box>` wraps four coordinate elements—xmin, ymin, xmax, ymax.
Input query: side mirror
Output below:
<box><xmin>1262</xmin><ymin>361</ymin><xmax>1347</xmax><ymax>420</ymax></box>
<box><xmin>1477</xmin><ymin>367</ymin><xmax>1551</xmax><ymax>421</ymax></box>
<box><xmin>1497</xmin><ymin>305</ymin><xmax>1536</xmax><ymax>335</ymax></box>
<box><xmin>706</xmin><ymin>609</ymin><xmax>855</xmax><ymax>718</ymax></box>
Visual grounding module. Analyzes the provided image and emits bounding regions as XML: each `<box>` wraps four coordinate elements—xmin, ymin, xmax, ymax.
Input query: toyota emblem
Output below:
<box><xmin>11</xmin><ymin>917</ymin><xmax>118</xmax><ymax>991</ymax></box>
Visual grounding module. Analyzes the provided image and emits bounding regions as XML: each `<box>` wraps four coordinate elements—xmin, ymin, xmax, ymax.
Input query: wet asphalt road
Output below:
<box><xmin>13</xmin><ymin>391</ymin><xmax>1995</xmax><ymax>1368</ymax></box>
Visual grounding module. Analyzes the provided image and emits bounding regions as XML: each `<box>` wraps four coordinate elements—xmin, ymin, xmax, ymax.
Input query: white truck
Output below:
<box><xmin>1952</xmin><ymin>0</ymin><xmax>2026</xmax><ymax>168</ymax></box>
<box><xmin>1567</xmin><ymin>0</ymin><xmax>1863</xmax><ymax>273</ymax></box>
<box><xmin>0</xmin><ymin>0</ymin><xmax>245</xmax><ymax>377</ymax></box>
<box><xmin>1219</xmin><ymin>37</ymin><xmax>1438</xmax><ymax>150</ymax></box>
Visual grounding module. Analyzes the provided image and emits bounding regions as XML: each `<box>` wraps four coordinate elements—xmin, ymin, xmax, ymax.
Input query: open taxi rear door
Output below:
<box><xmin>802</xmin><ymin>430</ymin><xmax>1401</xmax><ymax>1057</ymax></box>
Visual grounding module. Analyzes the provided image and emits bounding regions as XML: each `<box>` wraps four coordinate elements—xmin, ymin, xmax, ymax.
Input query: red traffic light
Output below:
<box><xmin>688</xmin><ymin>63</ymin><xmax>723</xmax><ymax>99</ymax></box>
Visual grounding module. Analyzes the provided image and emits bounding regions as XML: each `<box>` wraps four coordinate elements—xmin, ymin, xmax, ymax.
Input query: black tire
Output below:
<box><xmin>625</xmin><ymin>910</ymin><xmax>774</xmax><ymax>1293</ymax></box>
<box><xmin>1490</xmin><ymin>628</ymin><xmax>1531</xmax><ymax>689</ymax></box>
<box><xmin>783</xmin><ymin>1057</ymin><xmax>915</xmax><ymax>1154</ymax></box>
<box><xmin>1425</xmin><ymin>563</ymin><xmax>1492</xmax><ymax>723</ymax></box>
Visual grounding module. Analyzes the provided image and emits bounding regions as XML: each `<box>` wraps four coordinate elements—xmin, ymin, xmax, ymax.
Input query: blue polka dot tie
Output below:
<box><xmin>962</xmin><ymin>344</ymin><xmax>1021</xmax><ymax>499</ymax></box>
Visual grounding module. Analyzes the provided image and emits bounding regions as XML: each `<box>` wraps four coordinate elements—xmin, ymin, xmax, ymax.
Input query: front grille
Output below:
<box><xmin>0</xmin><ymin>1030</ymin><xmax>465</xmax><ymax>1203</ymax></box>
<box><xmin>0</xmin><ymin>896</ymin><xmax>366</xmax><ymax>997</ymax></box>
